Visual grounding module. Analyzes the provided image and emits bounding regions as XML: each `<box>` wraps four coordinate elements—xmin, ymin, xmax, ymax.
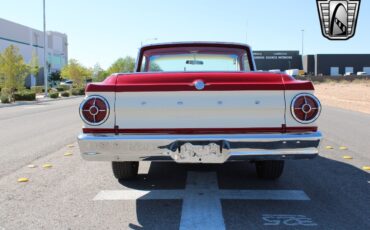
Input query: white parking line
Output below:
<box><xmin>21</xmin><ymin>105</ymin><xmax>46</xmax><ymax>109</ymax></box>
<box><xmin>94</xmin><ymin>171</ymin><xmax>310</xmax><ymax>230</ymax></box>
<box><xmin>94</xmin><ymin>190</ymin><xmax>185</xmax><ymax>200</ymax></box>
<box><xmin>180</xmin><ymin>172</ymin><xmax>226</xmax><ymax>230</ymax></box>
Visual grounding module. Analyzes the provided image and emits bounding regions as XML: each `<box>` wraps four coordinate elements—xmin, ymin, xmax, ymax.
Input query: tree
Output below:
<box><xmin>107</xmin><ymin>56</ymin><xmax>135</xmax><ymax>74</ymax></box>
<box><xmin>29</xmin><ymin>51</ymin><xmax>39</xmax><ymax>87</ymax></box>
<box><xmin>61</xmin><ymin>59</ymin><xmax>91</xmax><ymax>87</ymax></box>
<box><xmin>49</xmin><ymin>70</ymin><xmax>61</xmax><ymax>86</ymax></box>
<box><xmin>0</xmin><ymin>68</ymin><xmax>4</xmax><ymax>88</ymax></box>
<box><xmin>150</xmin><ymin>62</ymin><xmax>163</xmax><ymax>72</ymax></box>
<box><xmin>29</xmin><ymin>51</ymin><xmax>39</xmax><ymax>78</ymax></box>
<box><xmin>92</xmin><ymin>63</ymin><xmax>109</xmax><ymax>82</ymax></box>
<box><xmin>0</xmin><ymin>45</ymin><xmax>29</xmax><ymax>92</ymax></box>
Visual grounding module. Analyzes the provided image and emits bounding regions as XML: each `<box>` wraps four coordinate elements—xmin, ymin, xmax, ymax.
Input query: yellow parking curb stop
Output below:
<box><xmin>42</xmin><ymin>163</ymin><xmax>53</xmax><ymax>168</ymax></box>
<box><xmin>339</xmin><ymin>146</ymin><xmax>348</xmax><ymax>150</ymax></box>
<box><xmin>67</xmin><ymin>144</ymin><xmax>74</xmax><ymax>148</ymax></box>
<box><xmin>325</xmin><ymin>146</ymin><xmax>334</xmax><ymax>149</ymax></box>
<box><xmin>64</xmin><ymin>152</ymin><xmax>73</xmax><ymax>156</ymax></box>
<box><xmin>18</xmin><ymin>177</ymin><xmax>29</xmax><ymax>182</ymax></box>
<box><xmin>362</xmin><ymin>166</ymin><xmax>370</xmax><ymax>171</ymax></box>
<box><xmin>342</xmin><ymin>156</ymin><xmax>353</xmax><ymax>160</ymax></box>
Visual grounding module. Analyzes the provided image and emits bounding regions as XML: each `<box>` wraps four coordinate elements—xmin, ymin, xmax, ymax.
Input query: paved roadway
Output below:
<box><xmin>0</xmin><ymin>98</ymin><xmax>369</xmax><ymax>230</ymax></box>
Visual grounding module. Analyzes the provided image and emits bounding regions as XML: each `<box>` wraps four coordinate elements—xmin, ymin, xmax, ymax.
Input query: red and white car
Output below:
<box><xmin>78</xmin><ymin>42</ymin><xmax>322</xmax><ymax>180</ymax></box>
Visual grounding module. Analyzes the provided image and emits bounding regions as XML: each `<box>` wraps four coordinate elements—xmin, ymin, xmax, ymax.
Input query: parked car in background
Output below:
<box><xmin>285</xmin><ymin>69</ymin><xmax>305</xmax><ymax>77</ymax></box>
<box><xmin>77</xmin><ymin>42</ymin><xmax>322</xmax><ymax>181</ymax></box>
<box><xmin>285</xmin><ymin>69</ymin><xmax>299</xmax><ymax>77</ymax></box>
<box><xmin>357</xmin><ymin>72</ymin><xmax>368</xmax><ymax>76</ymax></box>
<box><xmin>60</xmin><ymin>80</ymin><xmax>73</xmax><ymax>86</ymax></box>
<box><xmin>268</xmin><ymin>69</ymin><xmax>281</xmax><ymax>73</ymax></box>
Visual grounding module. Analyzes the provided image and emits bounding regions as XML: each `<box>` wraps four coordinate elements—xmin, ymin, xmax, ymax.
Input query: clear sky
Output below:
<box><xmin>1</xmin><ymin>0</ymin><xmax>369</xmax><ymax>68</ymax></box>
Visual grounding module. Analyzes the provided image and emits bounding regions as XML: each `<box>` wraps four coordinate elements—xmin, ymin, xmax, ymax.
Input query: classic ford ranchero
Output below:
<box><xmin>77</xmin><ymin>42</ymin><xmax>322</xmax><ymax>180</ymax></box>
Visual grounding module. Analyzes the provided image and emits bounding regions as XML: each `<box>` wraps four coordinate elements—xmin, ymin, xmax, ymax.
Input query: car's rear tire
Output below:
<box><xmin>112</xmin><ymin>161</ymin><xmax>139</xmax><ymax>180</ymax></box>
<box><xmin>255</xmin><ymin>160</ymin><xmax>284</xmax><ymax>179</ymax></box>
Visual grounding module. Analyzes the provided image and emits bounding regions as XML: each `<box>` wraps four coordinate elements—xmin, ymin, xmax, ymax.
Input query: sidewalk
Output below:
<box><xmin>0</xmin><ymin>94</ymin><xmax>83</xmax><ymax>108</ymax></box>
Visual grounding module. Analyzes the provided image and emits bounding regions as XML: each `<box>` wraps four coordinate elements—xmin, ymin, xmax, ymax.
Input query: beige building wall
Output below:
<box><xmin>0</xmin><ymin>18</ymin><xmax>68</xmax><ymax>86</ymax></box>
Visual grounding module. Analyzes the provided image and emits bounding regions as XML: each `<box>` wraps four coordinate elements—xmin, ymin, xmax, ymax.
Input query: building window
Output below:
<box><xmin>363</xmin><ymin>67</ymin><xmax>370</xmax><ymax>74</ymax></box>
<box><xmin>345</xmin><ymin>67</ymin><xmax>354</xmax><ymax>75</ymax></box>
<box><xmin>330</xmin><ymin>67</ymin><xmax>339</xmax><ymax>76</ymax></box>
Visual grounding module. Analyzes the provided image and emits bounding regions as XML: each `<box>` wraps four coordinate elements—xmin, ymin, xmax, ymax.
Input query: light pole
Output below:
<box><xmin>43</xmin><ymin>0</ymin><xmax>48</xmax><ymax>96</ymax></box>
<box><xmin>301</xmin><ymin>29</ymin><xmax>304</xmax><ymax>56</ymax></box>
<box><xmin>245</xmin><ymin>21</ymin><xmax>248</xmax><ymax>43</ymax></box>
<box><xmin>141</xmin><ymin>38</ymin><xmax>158</xmax><ymax>47</ymax></box>
<box><xmin>301</xmin><ymin>29</ymin><xmax>304</xmax><ymax>72</ymax></box>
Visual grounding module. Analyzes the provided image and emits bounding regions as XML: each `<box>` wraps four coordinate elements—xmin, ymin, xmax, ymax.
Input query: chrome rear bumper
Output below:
<box><xmin>77</xmin><ymin>132</ymin><xmax>322</xmax><ymax>163</ymax></box>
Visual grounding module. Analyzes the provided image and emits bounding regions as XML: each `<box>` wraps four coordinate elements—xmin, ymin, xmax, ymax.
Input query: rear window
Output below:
<box><xmin>139</xmin><ymin>46</ymin><xmax>252</xmax><ymax>72</ymax></box>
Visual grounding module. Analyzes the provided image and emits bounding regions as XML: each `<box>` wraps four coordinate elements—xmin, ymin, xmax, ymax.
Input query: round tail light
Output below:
<box><xmin>291</xmin><ymin>93</ymin><xmax>321</xmax><ymax>124</ymax></box>
<box><xmin>79</xmin><ymin>96</ymin><xmax>110</xmax><ymax>126</ymax></box>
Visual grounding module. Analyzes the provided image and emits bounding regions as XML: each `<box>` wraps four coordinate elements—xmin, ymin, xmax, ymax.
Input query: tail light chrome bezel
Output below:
<box><xmin>79</xmin><ymin>95</ymin><xmax>110</xmax><ymax>126</ymax></box>
<box><xmin>291</xmin><ymin>93</ymin><xmax>321</xmax><ymax>124</ymax></box>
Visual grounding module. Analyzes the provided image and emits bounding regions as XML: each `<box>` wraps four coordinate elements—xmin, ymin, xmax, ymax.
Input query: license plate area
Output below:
<box><xmin>170</xmin><ymin>141</ymin><xmax>228</xmax><ymax>163</ymax></box>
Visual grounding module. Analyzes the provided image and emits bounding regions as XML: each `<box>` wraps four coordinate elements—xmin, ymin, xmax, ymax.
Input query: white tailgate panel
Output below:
<box><xmin>115</xmin><ymin>91</ymin><xmax>285</xmax><ymax>129</ymax></box>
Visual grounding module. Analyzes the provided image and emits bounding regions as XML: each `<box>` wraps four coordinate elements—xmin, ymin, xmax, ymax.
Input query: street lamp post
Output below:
<box><xmin>301</xmin><ymin>29</ymin><xmax>304</xmax><ymax>56</ymax></box>
<box><xmin>245</xmin><ymin>21</ymin><xmax>248</xmax><ymax>43</ymax></box>
<box><xmin>43</xmin><ymin>0</ymin><xmax>48</xmax><ymax>96</ymax></box>
<box><xmin>301</xmin><ymin>29</ymin><xmax>304</xmax><ymax>72</ymax></box>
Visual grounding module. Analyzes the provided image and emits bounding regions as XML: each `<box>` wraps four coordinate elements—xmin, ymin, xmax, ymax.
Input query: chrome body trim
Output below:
<box><xmin>78</xmin><ymin>131</ymin><xmax>322</xmax><ymax>163</ymax></box>
<box><xmin>194</xmin><ymin>80</ymin><xmax>205</xmax><ymax>90</ymax></box>
<box><xmin>249</xmin><ymin>46</ymin><xmax>257</xmax><ymax>71</ymax></box>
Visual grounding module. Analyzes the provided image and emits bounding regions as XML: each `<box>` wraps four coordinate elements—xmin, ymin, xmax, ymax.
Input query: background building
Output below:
<box><xmin>253</xmin><ymin>51</ymin><xmax>303</xmax><ymax>71</ymax></box>
<box><xmin>0</xmin><ymin>18</ymin><xmax>68</xmax><ymax>87</ymax></box>
<box><xmin>253</xmin><ymin>50</ymin><xmax>370</xmax><ymax>76</ymax></box>
<box><xmin>303</xmin><ymin>54</ymin><xmax>370</xmax><ymax>76</ymax></box>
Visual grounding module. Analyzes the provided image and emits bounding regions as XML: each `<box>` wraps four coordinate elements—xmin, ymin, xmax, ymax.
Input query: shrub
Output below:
<box><xmin>70</xmin><ymin>88</ymin><xmax>78</xmax><ymax>96</ymax></box>
<box><xmin>30</xmin><ymin>86</ymin><xmax>51</xmax><ymax>93</ymax></box>
<box><xmin>56</xmin><ymin>87</ymin><xmax>64</xmax><ymax>92</ymax></box>
<box><xmin>1</xmin><ymin>94</ymin><xmax>10</xmax><ymax>103</ymax></box>
<box><xmin>49</xmin><ymin>92</ymin><xmax>59</xmax><ymax>99</ymax></box>
<box><xmin>78</xmin><ymin>88</ymin><xmax>85</xmax><ymax>95</ymax></box>
<box><xmin>60</xmin><ymin>84</ymin><xmax>71</xmax><ymax>91</ymax></box>
<box><xmin>79</xmin><ymin>88</ymin><xmax>85</xmax><ymax>95</ymax></box>
<box><xmin>61</xmin><ymin>91</ymin><xmax>70</xmax><ymax>97</ymax></box>
<box><xmin>1</xmin><ymin>88</ymin><xmax>11</xmax><ymax>96</ymax></box>
<box><xmin>1</xmin><ymin>88</ymin><xmax>12</xmax><ymax>103</ymax></box>
<box><xmin>31</xmin><ymin>86</ymin><xmax>44</xmax><ymax>94</ymax></box>
<box><xmin>71</xmin><ymin>88</ymin><xmax>85</xmax><ymax>96</ymax></box>
<box><xmin>13</xmin><ymin>91</ymin><xmax>36</xmax><ymax>101</ymax></box>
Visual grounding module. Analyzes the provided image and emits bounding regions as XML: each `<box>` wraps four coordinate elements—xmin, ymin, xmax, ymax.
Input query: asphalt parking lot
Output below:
<box><xmin>0</xmin><ymin>98</ymin><xmax>369</xmax><ymax>230</ymax></box>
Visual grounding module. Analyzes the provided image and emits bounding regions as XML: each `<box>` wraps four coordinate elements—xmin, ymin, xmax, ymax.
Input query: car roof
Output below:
<box><xmin>140</xmin><ymin>41</ymin><xmax>251</xmax><ymax>51</ymax></box>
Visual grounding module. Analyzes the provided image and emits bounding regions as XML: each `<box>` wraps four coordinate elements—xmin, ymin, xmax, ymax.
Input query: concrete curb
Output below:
<box><xmin>0</xmin><ymin>95</ymin><xmax>83</xmax><ymax>108</ymax></box>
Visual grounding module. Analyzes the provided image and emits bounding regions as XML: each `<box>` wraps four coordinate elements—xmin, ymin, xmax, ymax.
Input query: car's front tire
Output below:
<box><xmin>112</xmin><ymin>161</ymin><xmax>139</xmax><ymax>180</ymax></box>
<box><xmin>255</xmin><ymin>160</ymin><xmax>284</xmax><ymax>179</ymax></box>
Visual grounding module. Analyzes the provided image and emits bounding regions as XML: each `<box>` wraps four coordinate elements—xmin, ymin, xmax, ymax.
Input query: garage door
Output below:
<box><xmin>345</xmin><ymin>67</ymin><xmax>354</xmax><ymax>74</ymax></box>
<box><xmin>363</xmin><ymin>67</ymin><xmax>370</xmax><ymax>75</ymax></box>
<box><xmin>330</xmin><ymin>67</ymin><xmax>340</xmax><ymax>76</ymax></box>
